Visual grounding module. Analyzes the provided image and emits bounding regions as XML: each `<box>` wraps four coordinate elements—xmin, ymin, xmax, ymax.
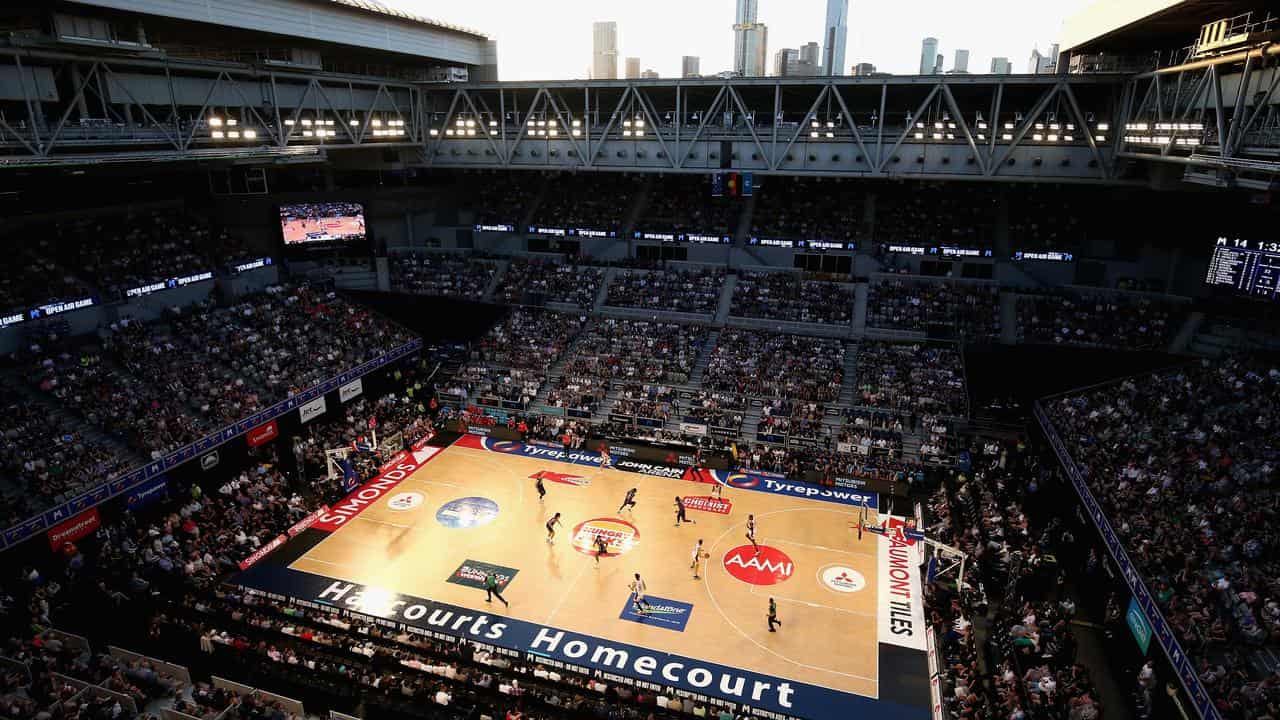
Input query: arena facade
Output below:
<box><xmin>0</xmin><ymin>2</ymin><xmax>1277</xmax><ymax>720</ymax></box>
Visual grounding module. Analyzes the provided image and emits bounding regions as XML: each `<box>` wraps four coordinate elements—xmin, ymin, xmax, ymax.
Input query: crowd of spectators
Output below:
<box><xmin>612</xmin><ymin>383</ymin><xmax>676</xmax><ymax>422</ymax></box>
<box><xmin>466</xmin><ymin>174</ymin><xmax>540</xmax><ymax>228</ymax></box>
<box><xmin>0</xmin><ymin>387</ymin><xmax>135</xmax><ymax>528</ymax></box>
<box><xmin>837</xmin><ymin>409</ymin><xmax>905</xmax><ymax>461</ymax></box>
<box><xmin>605</xmin><ymin>267</ymin><xmax>726</xmax><ymax>315</ymax></box>
<box><xmin>750</xmin><ymin>178</ymin><xmax>865</xmax><ymax>243</ymax></box>
<box><xmin>867</xmin><ymin>277</ymin><xmax>1001</xmax><ymax>339</ymax></box>
<box><xmin>390</xmin><ymin>253</ymin><xmax>498</xmax><ymax>300</ymax></box>
<box><xmin>874</xmin><ymin>183</ymin><xmax>997</xmax><ymax>248</ymax></box>
<box><xmin>729</xmin><ymin>272</ymin><xmax>855</xmax><ymax>325</ymax></box>
<box><xmin>532</xmin><ymin>174</ymin><xmax>639</xmax><ymax>231</ymax></box>
<box><xmin>854</xmin><ymin>341</ymin><xmax>968</xmax><ymax>416</ymax></box>
<box><xmin>454</xmin><ymin>309</ymin><xmax>585</xmax><ymax>408</ymax></box>
<box><xmin>704</xmin><ymin>330</ymin><xmax>844</xmax><ymax>403</ymax></box>
<box><xmin>635</xmin><ymin>176</ymin><xmax>740</xmax><ymax>237</ymax></box>
<box><xmin>493</xmin><ymin>258</ymin><xmax>604</xmax><ymax>308</ymax></box>
<box><xmin>1047</xmin><ymin>356</ymin><xmax>1280</xmax><ymax>717</ymax></box>
<box><xmin>678</xmin><ymin>391</ymin><xmax>746</xmax><ymax>432</ymax></box>
<box><xmin>1017</xmin><ymin>291</ymin><xmax>1179</xmax><ymax>350</ymax></box>
<box><xmin>570</xmin><ymin>318</ymin><xmax>707</xmax><ymax>385</ymax></box>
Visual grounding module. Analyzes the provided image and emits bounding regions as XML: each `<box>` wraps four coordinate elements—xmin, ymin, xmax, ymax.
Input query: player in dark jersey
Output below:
<box><xmin>768</xmin><ymin>597</ymin><xmax>782</xmax><ymax>632</ymax></box>
<box><xmin>545</xmin><ymin>512</ymin><xmax>562</xmax><ymax>544</ymax></box>
<box><xmin>746</xmin><ymin>514</ymin><xmax>760</xmax><ymax>555</ymax></box>
<box><xmin>674</xmin><ymin>496</ymin><xmax>695</xmax><ymax>526</ymax></box>
<box><xmin>594</xmin><ymin>535</ymin><xmax>609</xmax><ymax>566</ymax></box>
<box><xmin>617</xmin><ymin>487</ymin><xmax>638</xmax><ymax>514</ymax></box>
<box><xmin>535</xmin><ymin>474</ymin><xmax>546</xmax><ymax>503</ymax></box>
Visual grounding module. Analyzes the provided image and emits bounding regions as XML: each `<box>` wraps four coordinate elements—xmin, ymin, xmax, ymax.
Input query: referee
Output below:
<box><xmin>484</xmin><ymin>571</ymin><xmax>509</xmax><ymax>607</ymax></box>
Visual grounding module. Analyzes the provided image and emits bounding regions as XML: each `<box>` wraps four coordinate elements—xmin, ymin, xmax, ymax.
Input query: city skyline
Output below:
<box><xmin>381</xmin><ymin>0</ymin><xmax>1091</xmax><ymax>81</ymax></box>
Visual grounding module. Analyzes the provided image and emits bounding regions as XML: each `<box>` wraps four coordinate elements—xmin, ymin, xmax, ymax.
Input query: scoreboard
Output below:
<box><xmin>1205</xmin><ymin>237</ymin><xmax>1280</xmax><ymax>301</ymax></box>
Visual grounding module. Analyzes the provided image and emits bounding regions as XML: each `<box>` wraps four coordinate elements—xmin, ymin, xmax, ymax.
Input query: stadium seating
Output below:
<box><xmin>493</xmin><ymin>257</ymin><xmax>604</xmax><ymax>307</ymax></box>
<box><xmin>634</xmin><ymin>175</ymin><xmax>741</xmax><ymax>236</ymax></box>
<box><xmin>390</xmin><ymin>253</ymin><xmax>498</xmax><ymax>300</ymax></box>
<box><xmin>874</xmin><ymin>183</ymin><xmax>997</xmax><ymax>247</ymax></box>
<box><xmin>750</xmin><ymin>177</ymin><xmax>866</xmax><ymax>242</ymax></box>
<box><xmin>532</xmin><ymin>173</ymin><xmax>641</xmax><ymax>230</ymax></box>
<box><xmin>867</xmin><ymin>277</ymin><xmax>1001</xmax><ymax>339</ymax></box>
<box><xmin>853</xmin><ymin>341</ymin><xmax>968</xmax><ymax>416</ymax></box>
<box><xmin>1046</xmin><ymin>357</ymin><xmax>1280</xmax><ymax>715</ymax></box>
<box><xmin>730</xmin><ymin>271</ymin><xmax>855</xmax><ymax>325</ymax></box>
<box><xmin>605</xmin><ymin>267</ymin><xmax>726</xmax><ymax>315</ymax></box>
<box><xmin>703</xmin><ymin>329</ymin><xmax>844</xmax><ymax>403</ymax></box>
<box><xmin>1016</xmin><ymin>290</ymin><xmax>1180</xmax><ymax>349</ymax></box>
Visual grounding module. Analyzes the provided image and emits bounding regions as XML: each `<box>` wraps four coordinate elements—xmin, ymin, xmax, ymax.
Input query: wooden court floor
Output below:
<box><xmin>290</xmin><ymin>444</ymin><xmax>887</xmax><ymax>700</ymax></box>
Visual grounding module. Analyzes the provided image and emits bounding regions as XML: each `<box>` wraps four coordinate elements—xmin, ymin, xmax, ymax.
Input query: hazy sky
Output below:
<box><xmin>385</xmin><ymin>0</ymin><xmax>1095</xmax><ymax>80</ymax></box>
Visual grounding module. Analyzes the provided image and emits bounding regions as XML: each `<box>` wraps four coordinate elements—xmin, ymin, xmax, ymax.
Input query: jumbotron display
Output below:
<box><xmin>1205</xmin><ymin>236</ymin><xmax>1280</xmax><ymax>301</ymax></box>
<box><xmin>279</xmin><ymin>201</ymin><xmax>367</xmax><ymax>246</ymax></box>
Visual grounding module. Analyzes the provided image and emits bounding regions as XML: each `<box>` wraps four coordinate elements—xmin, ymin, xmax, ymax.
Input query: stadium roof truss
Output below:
<box><xmin>1</xmin><ymin>41</ymin><xmax>1274</xmax><ymax>186</ymax></box>
<box><xmin>419</xmin><ymin>76</ymin><xmax>1128</xmax><ymax>183</ymax></box>
<box><xmin>0</xmin><ymin>46</ymin><xmax>423</xmax><ymax>168</ymax></box>
<box><xmin>1116</xmin><ymin>43</ymin><xmax>1280</xmax><ymax>188</ymax></box>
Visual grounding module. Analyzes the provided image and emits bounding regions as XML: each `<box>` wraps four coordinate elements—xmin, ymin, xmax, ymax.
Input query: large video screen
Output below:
<box><xmin>1205</xmin><ymin>236</ymin><xmax>1280</xmax><ymax>301</ymax></box>
<box><xmin>279</xmin><ymin>202</ymin><xmax>366</xmax><ymax>246</ymax></box>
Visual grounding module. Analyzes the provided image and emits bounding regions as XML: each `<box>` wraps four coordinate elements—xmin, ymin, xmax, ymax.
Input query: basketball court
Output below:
<box><xmin>280</xmin><ymin>216</ymin><xmax>365</xmax><ymax>244</ymax></box>
<box><xmin>234</xmin><ymin>433</ymin><xmax>933</xmax><ymax>720</ymax></box>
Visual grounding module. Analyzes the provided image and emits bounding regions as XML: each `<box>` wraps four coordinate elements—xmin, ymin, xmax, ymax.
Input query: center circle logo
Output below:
<box><xmin>435</xmin><ymin>496</ymin><xmax>500</xmax><ymax>528</ymax></box>
<box><xmin>819</xmin><ymin>564</ymin><xmax>866</xmax><ymax>593</ymax></box>
<box><xmin>571</xmin><ymin>517</ymin><xmax>640</xmax><ymax>557</ymax></box>
<box><xmin>723</xmin><ymin>473</ymin><xmax>759</xmax><ymax>489</ymax></box>
<box><xmin>387</xmin><ymin>491</ymin><xmax>424</xmax><ymax>511</ymax></box>
<box><xmin>722</xmin><ymin>545</ymin><xmax>794</xmax><ymax>585</ymax></box>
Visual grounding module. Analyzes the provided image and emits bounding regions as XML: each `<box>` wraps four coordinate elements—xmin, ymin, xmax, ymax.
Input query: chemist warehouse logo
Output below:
<box><xmin>312</xmin><ymin>581</ymin><xmax>800</xmax><ymax>712</ymax></box>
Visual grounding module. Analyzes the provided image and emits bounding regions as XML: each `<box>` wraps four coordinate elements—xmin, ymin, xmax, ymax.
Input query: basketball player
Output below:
<box><xmin>598</xmin><ymin>442</ymin><xmax>612</xmax><ymax>470</ymax></box>
<box><xmin>629</xmin><ymin>573</ymin><xmax>652</xmax><ymax>613</ymax></box>
<box><xmin>690</xmin><ymin>538</ymin><xmax>705</xmax><ymax>579</ymax></box>
<box><xmin>710</xmin><ymin>476</ymin><xmax>724</xmax><ymax>498</ymax></box>
<box><xmin>535</xmin><ymin>474</ymin><xmax>546</xmax><ymax>503</ymax></box>
<box><xmin>594</xmin><ymin>535</ymin><xmax>609</xmax><ymax>566</ymax></box>
<box><xmin>617</xmin><ymin>487</ymin><xmax>638</xmax><ymax>514</ymax></box>
<box><xmin>545</xmin><ymin>512</ymin><xmax>562</xmax><ymax>544</ymax></box>
<box><xmin>674</xmin><ymin>496</ymin><xmax>695</xmax><ymax>526</ymax></box>
<box><xmin>746</xmin><ymin>514</ymin><xmax>760</xmax><ymax>555</ymax></box>
<box><xmin>767</xmin><ymin>597</ymin><xmax>782</xmax><ymax>632</ymax></box>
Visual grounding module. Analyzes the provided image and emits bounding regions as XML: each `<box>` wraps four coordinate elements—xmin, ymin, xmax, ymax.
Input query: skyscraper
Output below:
<box><xmin>592</xmin><ymin>22</ymin><xmax>618</xmax><ymax>80</ymax></box>
<box><xmin>1028</xmin><ymin>44</ymin><xmax>1059</xmax><ymax>74</ymax></box>
<box><xmin>919</xmin><ymin>37</ymin><xmax>938</xmax><ymax>75</ymax></box>
<box><xmin>625</xmin><ymin>57</ymin><xmax>641</xmax><ymax>79</ymax></box>
<box><xmin>773</xmin><ymin>48</ymin><xmax>798</xmax><ymax>76</ymax></box>
<box><xmin>641</xmin><ymin>69</ymin><xmax>659</xmax><ymax>79</ymax></box>
<box><xmin>682</xmin><ymin>56</ymin><xmax>701</xmax><ymax>78</ymax></box>
<box><xmin>799</xmin><ymin>42</ymin><xmax>820</xmax><ymax>67</ymax></box>
<box><xmin>952</xmin><ymin>49</ymin><xmax>969</xmax><ymax>73</ymax></box>
<box><xmin>989</xmin><ymin>57</ymin><xmax>1011</xmax><ymax>74</ymax></box>
<box><xmin>821</xmin><ymin>0</ymin><xmax>848</xmax><ymax>76</ymax></box>
<box><xmin>853</xmin><ymin>62</ymin><xmax>876</xmax><ymax>76</ymax></box>
<box><xmin>733</xmin><ymin>0</ymin><xmax>767</xmax><ymax>77</ymax></box>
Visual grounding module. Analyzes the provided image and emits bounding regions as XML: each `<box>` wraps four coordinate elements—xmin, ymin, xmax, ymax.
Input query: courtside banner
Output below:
<box><xmin>876</xmin><ymin>517</ymin><xmax>927</xmax><ymax>651</ymax></box>
<box><xmin>313</xmin><ymin>447</ymin><xmax>441</xmax><ymax>532</ymax></box>
<box><xmin>707</xmin><ymin>470</ymin><xmax>878</xmax><ymax>509</ymax></box>
<box><xmin>235</xmin><ymin>563</ymin><xmax>929</xmax><ymax>720</ymax></box>
<box><xmin>458</xmin><ymin>435</ymin><xmax>635</xmax><ymax>473</ymax></box>
<box><xmin>246</xmin><ymin>420</ymin><xmax>279</xmax><ymax>448</ymax></box>
<box><xmin>299</xmin><ymin>396</ymin><xmax>327</xmax><ymax>424</ymax></box>
<box><xmin>339</xmin><ymin>378</ymin><xmax>363</xmax><ymax>403</ymax></box>
<box><xmin>47</xmin><ymin>508</ymin><xmax>100</xmax><ymax>549</ymax></box>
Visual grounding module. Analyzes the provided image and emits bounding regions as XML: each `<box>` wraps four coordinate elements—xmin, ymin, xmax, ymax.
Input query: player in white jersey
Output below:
<box><xmin>746</xmin><ymin>514</ymin><xmax>760</xmax><ymax>555</ymax></box>
<box><xmin>690</xmin><ymin>538</ymin><xmax>707</xmax><ymax>579</ymax></box>
<box><xmin>629</xmin><ymin>573</ymin><xmax>652</xmax><ymax>613</ymax></box>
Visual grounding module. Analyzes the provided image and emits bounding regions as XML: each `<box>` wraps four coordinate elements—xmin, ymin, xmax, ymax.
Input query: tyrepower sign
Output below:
<box><xmin>246</xmin><ymin>420</ymin><xmax>279</xmax><ymax>448</ymax></box>
<box><xmin>299</xmin><ymin>396</ymin><xmax>327</xmax><ymax>424</ymax></box>
<box><xmin>47</xmin><ymin>508</ymin><xmax>100</xmax><ymax>549</ymax></box>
